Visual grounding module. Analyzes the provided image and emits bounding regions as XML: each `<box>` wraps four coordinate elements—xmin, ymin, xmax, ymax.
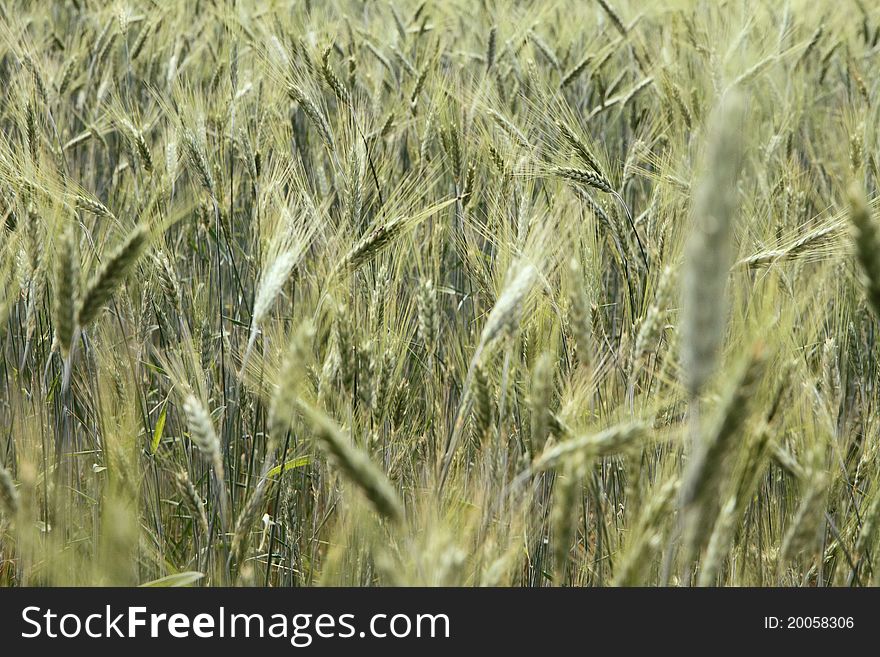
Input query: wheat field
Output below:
<box><xmin>0</xmin><ymin>0</ymin><xmax>879</xmax><ymax>587</ymax></box>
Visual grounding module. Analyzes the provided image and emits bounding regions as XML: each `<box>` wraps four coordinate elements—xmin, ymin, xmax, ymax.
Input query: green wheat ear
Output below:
<box><xmin>0</xmin><ymin>465</ymin><xmax>19</xmax><ymax>520</ymax></box>
<box><xmin>680</xmin><ymin>91</ymin><xmax>745</xmax><ymax>399</ymax></box>
<box><xmin>848</xmin><ymin>182</ymin><xmax>880</xmax><ymax>320</ymax></box>
<box><xmin>298</xmin><ymin>401</ymin><xmax>404</xmax><ymax>524</ymax></box>
<box><xmin>52</xmin><ymin>221</ymin><xmax>79</xmax><ymax>359</ymax></box>
<box><xmin>77</xmin><ymin>224</ymin><xmax>150</xmax><ymax>329</ymax></box>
